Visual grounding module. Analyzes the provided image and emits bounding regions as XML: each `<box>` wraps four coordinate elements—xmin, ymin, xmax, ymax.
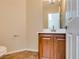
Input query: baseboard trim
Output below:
<box><xmin>5</xmin><ymin>49</ymin><xmax>38</xmax><ymax>55</ymax></box>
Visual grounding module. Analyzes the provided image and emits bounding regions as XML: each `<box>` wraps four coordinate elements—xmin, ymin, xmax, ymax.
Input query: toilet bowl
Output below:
<box><xmin>0</xmin><ymin>46</ymin><xmax>7</xmax><ymax>57</ymax></box>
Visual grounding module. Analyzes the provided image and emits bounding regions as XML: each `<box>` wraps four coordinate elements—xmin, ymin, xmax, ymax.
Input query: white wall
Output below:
<box><xmin>0</xmin><ymin>0</ymin><xmax>27</xmax><ymax>52</ymax></box>
<box><xmin>27</xmin><ymin>0</ymin><xmax>43</xmax><ymax>51</ymax></box>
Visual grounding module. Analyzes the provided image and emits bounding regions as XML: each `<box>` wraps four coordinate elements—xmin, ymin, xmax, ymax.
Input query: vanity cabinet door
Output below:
<box><xmin>53</xmin><ymin>35</ymin><xmax>66</xmax><ymax>59</ymax></box>
<box><xmin>39</xmin><ymin>34</ymin><xmax>52</xmax><ymax>59</ymax></box>
<box><xmin>38</xmin><ymin>33</ymin><xmax>66</xmax><ymax>59</ymax></box>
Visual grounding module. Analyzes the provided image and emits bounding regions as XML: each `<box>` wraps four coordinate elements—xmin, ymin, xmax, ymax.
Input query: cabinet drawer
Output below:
<box><xmin>41</xmin><ymin>37</ymin><xmax>51</xmax><ymax>40</ymax></box>
<box><xmin>39</xmin><ymin>34</ymin><xmax>52</xmax><ymax>37</ymax></box>
<box><xmin>54</xmin><ymin>35</ymin><xmax>65</xmax><ymax>39</ymax></box>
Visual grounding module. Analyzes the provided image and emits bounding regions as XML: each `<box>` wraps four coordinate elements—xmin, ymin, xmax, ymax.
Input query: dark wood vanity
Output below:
<box><xmin>38</xmin><ymin>33</ymin><xmax>66</xmax><ymax>59</ymax></box>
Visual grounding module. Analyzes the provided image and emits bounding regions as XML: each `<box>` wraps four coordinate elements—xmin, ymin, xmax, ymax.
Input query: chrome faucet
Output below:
<box><xmin>51</xmin><ymin>26</ymin><xmax>56</xmax><ymax>32</ymax></box>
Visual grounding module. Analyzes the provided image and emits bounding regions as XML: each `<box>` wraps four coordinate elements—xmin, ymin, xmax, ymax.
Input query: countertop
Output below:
<box><xmin>37</xmin><ymin>29</ymin><xmax>66</xmax><ymax>34</ymax></box>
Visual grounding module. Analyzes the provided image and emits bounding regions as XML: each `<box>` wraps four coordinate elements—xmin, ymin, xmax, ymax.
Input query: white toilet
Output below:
<box><xmin>0</xmin><ymin>46</ymin><xmax>7</xmax><ymax>57</ymax></box>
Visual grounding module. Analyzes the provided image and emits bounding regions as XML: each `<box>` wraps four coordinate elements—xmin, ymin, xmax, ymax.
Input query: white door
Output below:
<box><xmin>72</xmin><ymin>0</ymin><xmax>77</xmax><ymax>17</ymax></box>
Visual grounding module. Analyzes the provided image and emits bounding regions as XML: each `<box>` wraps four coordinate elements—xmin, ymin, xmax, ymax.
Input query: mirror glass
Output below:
<box><xmin>43</xmin><ymin>0</ymin><xmax>65</xmax><ymax>29</ymax></box>
<box><xmin>48</xmin><ymin>13</ymin><xmax>60</xmax><ymax>29</ymax></box>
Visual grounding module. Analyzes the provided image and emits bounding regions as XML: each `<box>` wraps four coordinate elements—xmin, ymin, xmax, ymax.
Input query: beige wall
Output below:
<box><xmin>0</xmin><ymin>0</ymin><xmax>43</xmax><ymax>52</ymax></box>
<box><xmin>0</xmin><ymin>0</ymin><xmax>27</xmax><ymax>52</ymax></box>
<box><xmin>27</xmin><ymin>0</ymin><xmax>43</xmax><ymax>50</ymax></box>
<box><xmin>0</xmin><ymin>0</ymin><xmax>66</xmax><ymax>52</ymax></box>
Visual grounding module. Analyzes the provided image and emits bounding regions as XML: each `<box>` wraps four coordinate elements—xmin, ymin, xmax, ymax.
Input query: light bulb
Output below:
<box><xmin>53</xmin><ymin>0</ymin><xmax>56</xmax><ymax>2</ymax></box>
<box><xmin>48</xmin><ymin>0</ymin><xmax>52</xmax><ymax>3</ymax></box>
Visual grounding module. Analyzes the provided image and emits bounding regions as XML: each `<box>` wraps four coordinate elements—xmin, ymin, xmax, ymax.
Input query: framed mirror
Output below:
<box><xmin>42</xmin><ymin>0</ymin><xmax>66</xmax><ymax>29</ymax></box>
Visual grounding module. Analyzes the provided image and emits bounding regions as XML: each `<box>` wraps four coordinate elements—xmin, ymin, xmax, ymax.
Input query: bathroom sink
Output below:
<box><xmin>41</xmin><ymin>29</ymin><xmax>66</xmax><ymax>33</ymax></box>
<box><xmin>0</xmin><ymin>46</ymin><xmax>7</xmax><ymax>57</ymax></box>
<box><xmin>55</xmin><ymin>29</ymin><xmax>66</xmax><ymax>33</ymax></box>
